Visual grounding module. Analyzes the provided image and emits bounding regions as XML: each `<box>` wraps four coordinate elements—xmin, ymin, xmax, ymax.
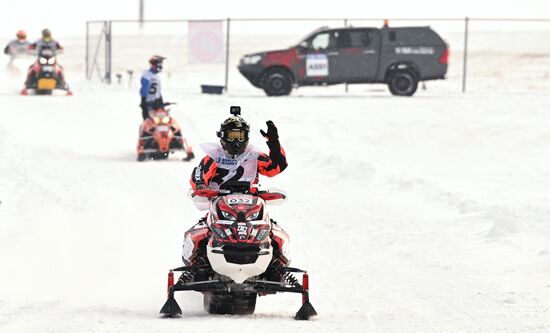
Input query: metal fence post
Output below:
<box><xmin>344</xmin><ymin>18</ymin><xmax>349</xmax><ymax>93</ymax></box>
<box><xmin>139</xmin><ymin>0</ymin><xmax>144</xmax><ymax>28</ymax></box>
<box><xmin>462</xmin><ymin>17</ymin><xmax>469</xmax><ymax>93</ymax></box>
<box><xmin>105</xmin><ymin>21</ymin><xmax>112</xmax><ymax>84</ymax></box>
<box><xmin>85</xmin><ymin>21</ymin><xmax>89</xmax><ymax>79</ymax></box>
<box><xmin>224</xmin><ymin>18</ymin><xmax>231</xmax><ymax>93</ymax></box>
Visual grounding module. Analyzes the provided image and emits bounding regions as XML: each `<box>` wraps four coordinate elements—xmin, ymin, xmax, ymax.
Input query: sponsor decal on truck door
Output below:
<box><xmin>306</xmin><ymin>54</ymin><xmax>329</xmax><ymax>76</ymax></box>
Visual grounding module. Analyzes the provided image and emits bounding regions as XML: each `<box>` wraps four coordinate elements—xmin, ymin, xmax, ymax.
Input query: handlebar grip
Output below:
<box><xmin>193</xmin><ymin>189</ymin><xmax>219</xmax><ymax>198</ymax></box>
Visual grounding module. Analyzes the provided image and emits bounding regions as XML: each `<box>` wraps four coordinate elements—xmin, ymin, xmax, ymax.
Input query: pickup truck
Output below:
<box><xmin>238</xmin><ymin>25</ymin><xmax>448</xmax><ymax>96</ymax></box>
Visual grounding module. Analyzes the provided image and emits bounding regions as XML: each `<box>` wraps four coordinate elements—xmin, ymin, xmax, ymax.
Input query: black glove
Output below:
<box><xmin>260</xmin><ymin>120</ymin><xmax>279</xmax><ymax>141</ymax></box>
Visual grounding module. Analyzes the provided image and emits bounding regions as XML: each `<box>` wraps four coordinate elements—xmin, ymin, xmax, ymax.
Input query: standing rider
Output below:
<box><xmin>140</xmin><ymin>55</ymin><xmax>165</xmax><ymax>120</ymax></box>
<box><xmin>137</xmin><ymin>55</ymin><xmax>194</xmax><ymax>161</ymax></box>
<box><xmin>182</xmin><ymin>107</ymin><xmax>288</xmax><ymax>267</ymax></box>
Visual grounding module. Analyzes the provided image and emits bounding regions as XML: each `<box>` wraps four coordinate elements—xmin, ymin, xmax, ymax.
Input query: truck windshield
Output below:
<box><xmin>291</xmin><ymin>26</ymin><xmax>329</xmax><ymax>47</ymax></box>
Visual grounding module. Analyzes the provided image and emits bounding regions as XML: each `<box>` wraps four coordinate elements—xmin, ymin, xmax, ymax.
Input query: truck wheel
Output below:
<box><xmin>388</xmin><ymin>70</ymin><xmax>418</xmax><ymax>96</ymax></box>
<box><xmin>262</xmin><ymin>70</ymin><xmax>292</xmax><ymax>96</ymax></box>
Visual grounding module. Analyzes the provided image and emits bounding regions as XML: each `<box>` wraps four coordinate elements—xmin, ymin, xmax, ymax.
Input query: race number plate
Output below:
<box><xmin>226</xmin><ymin>195</ymin><xmax>253</xmax><ymax>205</ymax></box>
<box><xmin>37</xmin><ymin>78</ymin><xmax>56</xmax><ymax>90</ymax></box>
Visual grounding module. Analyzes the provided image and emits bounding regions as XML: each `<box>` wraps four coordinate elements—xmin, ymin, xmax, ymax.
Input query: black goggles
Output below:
<box><xmin>223</xmin><ymin>129</ymin><xmax>248</xmax><ymax>142</ymax></box>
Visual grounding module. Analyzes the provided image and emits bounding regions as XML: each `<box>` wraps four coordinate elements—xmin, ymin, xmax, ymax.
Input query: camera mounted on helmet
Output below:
<box><xmin>230</xmin><ymin>105</ymin><xmax>241</xmax><ymax>116</ymax></box>
<box><xmin>217</xmin><ymin>106</ymin><xmax>250</xmax><ymax>156</ymax></box>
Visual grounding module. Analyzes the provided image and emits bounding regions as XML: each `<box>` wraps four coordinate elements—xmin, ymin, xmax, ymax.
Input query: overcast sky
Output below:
<box><xmin>1</xmin><ymin>0</ymin><xmax>550</xmax><ymax>38</ymax></box>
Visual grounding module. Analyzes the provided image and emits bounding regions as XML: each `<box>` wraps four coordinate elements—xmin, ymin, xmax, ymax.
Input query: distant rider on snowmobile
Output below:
<box><xmin>24</xmin><ymin>29</ymin><xmax>69</xmax><ymax>91</ymax></box>
<box><xmin>4</xmin><ymin>30</ymin><xmax>31</xmax><ymax>62</ymax></box>
<box><xmin>140</xmin><ymin>55</ymin><xmax>165</xmax><ymax>120</ymax></box>
<box><xmin>183</xmin><ymin>107</ymin><xmax>288</xmax><ymax>266</ymax></box>
<box><xmin>28</xmin><ymin>29</ymin><xmax>64</xmax><ymax>54</ymax></box>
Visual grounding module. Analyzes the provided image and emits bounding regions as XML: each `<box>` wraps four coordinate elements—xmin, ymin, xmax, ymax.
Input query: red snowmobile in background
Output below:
<box><xmin>21</xmin><ymin>48</ymin><xmax>72</xmax><ymax>96</ymax></box>
<box><xmin>159</xmin><ymin>181</ymin><xmax>317</xmax><ymax>320</ymax></box>
<box><xmin>137</xmin><ymin>102</ymin><xmax>194</xmax><ymax>161</ymax></box>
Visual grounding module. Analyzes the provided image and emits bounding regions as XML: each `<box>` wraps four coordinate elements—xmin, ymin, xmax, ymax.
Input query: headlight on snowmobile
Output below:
<box><xmin>247</xmin><ymin>211</ymin><xmax>261</xmax><ymax>220</ymax></box>
<box><xmin>161</xmin><ymin>116</ymin><xmax>170</xmax><ymax>124</ymax></box>
<box><xmin>221</xmin><ymin>210</ymin><xmax>236</xmax><ymax>221</ymax></box>
<box><xmin>39</xmin><ymin>57</ymin><xmax>47</xmax><ymax>65</ymax></box>
<box><xmin>153</xmin><ymin>116</ymin><xmax>160</xmax><ymax>125</ymax></box>
<box><xmin>47</xmin><ymin>57</ymin><xmax>56</xmax><ymax>65</ymax></box>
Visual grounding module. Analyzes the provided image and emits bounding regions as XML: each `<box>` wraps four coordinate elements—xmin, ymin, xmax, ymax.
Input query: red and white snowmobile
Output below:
<box><xmin>20</xmin><ymin>48</ymin><xmax>72</xmax><ymax>96</ymax></box>
<box><xmin>159</xmin><ymin>181</ymin><xmax>317</xmax><ymax>320</ymax></box>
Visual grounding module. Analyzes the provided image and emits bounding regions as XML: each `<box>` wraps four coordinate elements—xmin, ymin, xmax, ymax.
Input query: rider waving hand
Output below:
<box><xmin>190</xmin><ymin>108</ymin><xmax>287</xmax><ymax>191</ymax></box>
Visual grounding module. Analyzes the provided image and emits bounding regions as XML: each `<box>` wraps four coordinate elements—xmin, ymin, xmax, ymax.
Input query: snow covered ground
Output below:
<box><xmin>1</xmin><ymin>33</ymin><xmax>550</xmax><ymax>332</ymax></box>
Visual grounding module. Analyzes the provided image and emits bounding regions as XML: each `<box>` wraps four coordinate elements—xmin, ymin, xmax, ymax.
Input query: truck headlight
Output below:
<box><xmin>243</xmin><ymin>55</ymin><xmax>262</xmax><ymax>65</ymax></box>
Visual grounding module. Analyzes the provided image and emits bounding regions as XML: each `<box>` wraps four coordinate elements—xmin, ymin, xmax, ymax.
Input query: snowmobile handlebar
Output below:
<box><xmin>192</xmin><ymin>188</ymin><xmax>286</xmax><ymax>202</ymax></box>
<box><xmin>146</xmin><ymin>101</ymin><xmax>176</xmax><ymax>108</ymax></box>
<box><xmin>193</xmin><ymin>188</ymin><xmax>223</xmax><ymax>199</ymax></box>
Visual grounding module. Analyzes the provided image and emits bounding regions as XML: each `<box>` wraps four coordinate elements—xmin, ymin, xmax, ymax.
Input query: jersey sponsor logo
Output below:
<box><xmin>194</xmin><ymin>166</ymin><xmax>202</xmax><ymax>181</ymax></box>
<box><xmin>395</xmin><ymin>47</ymin><xmax>434</xmax><ymax>55</ymax></box>
<box><xmin>216</xmin><ymin>157</ymin><xmax>238</xmax><ymax>166</ymax></box>
<box><xmin>306</xmin><ymin>54</ymin><xmax>329</xmax><ymax>76</ymax></box>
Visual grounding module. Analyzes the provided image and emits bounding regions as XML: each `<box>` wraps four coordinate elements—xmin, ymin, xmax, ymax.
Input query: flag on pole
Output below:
<box><xmin>188</xmin><ymin>20</ymin><xmax>224</xmax><ymax>64</ymax></box>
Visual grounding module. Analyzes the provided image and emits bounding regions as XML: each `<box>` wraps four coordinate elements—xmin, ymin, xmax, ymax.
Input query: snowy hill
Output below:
<box><xmin>1</xmin><ymin>39</ymin><xmax>550</xmax><ymax>332</ymax></box>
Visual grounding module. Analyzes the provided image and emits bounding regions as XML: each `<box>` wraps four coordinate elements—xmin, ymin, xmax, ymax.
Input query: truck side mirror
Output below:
<box><xmin>297</xmin><ymin>41</ymin><xmax>308</xmax><ymax>50</ymax></box>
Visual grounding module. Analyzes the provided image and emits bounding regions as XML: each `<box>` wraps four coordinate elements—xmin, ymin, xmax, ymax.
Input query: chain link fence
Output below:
<box><xmin>85</xmin><ymin>18</ymin><xmax>550</xmax><ymax>94</ymax></box>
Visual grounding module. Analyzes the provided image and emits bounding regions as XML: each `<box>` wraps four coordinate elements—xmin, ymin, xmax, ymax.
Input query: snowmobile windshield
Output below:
<box><xmin>225</xmin><ymin>129</ymin><xmax>248</xmax><ymax>142</ymax></box>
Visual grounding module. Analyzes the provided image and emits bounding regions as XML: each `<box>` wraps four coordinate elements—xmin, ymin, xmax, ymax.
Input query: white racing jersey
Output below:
<box><xmin>198</xmin><ymin>142</ymin><xmax>260</xmax><ymax>190</ymax></box>
<box><xmin>31</xmin><ymin>39</ymin><xmax>63</xmax><ymax>54</ymax></box>
<box><xmin>140</xmin><ymin>69</ymin><xmax>162</xmax><ymax>103</ymax></box>
<box><xmin>5</xmin><ymin>39</ymin><xmax>31</xmax><ymax>57</ymax></box>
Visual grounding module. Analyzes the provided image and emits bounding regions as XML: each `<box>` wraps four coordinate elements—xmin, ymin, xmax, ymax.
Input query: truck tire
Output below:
<box><xmin>388</xmin><ymin>70</ymin><xmax>418</xmax><ymax>96</ymax></box>
<box><xmin>262</xmin><ymin>70</ymin><xmax>292</xmax><ymax>96</ymax></box>
<box><xmin>203</xmin><ymin>292</ymin><xmax>257</xmax><ymax>315</ymax></box>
